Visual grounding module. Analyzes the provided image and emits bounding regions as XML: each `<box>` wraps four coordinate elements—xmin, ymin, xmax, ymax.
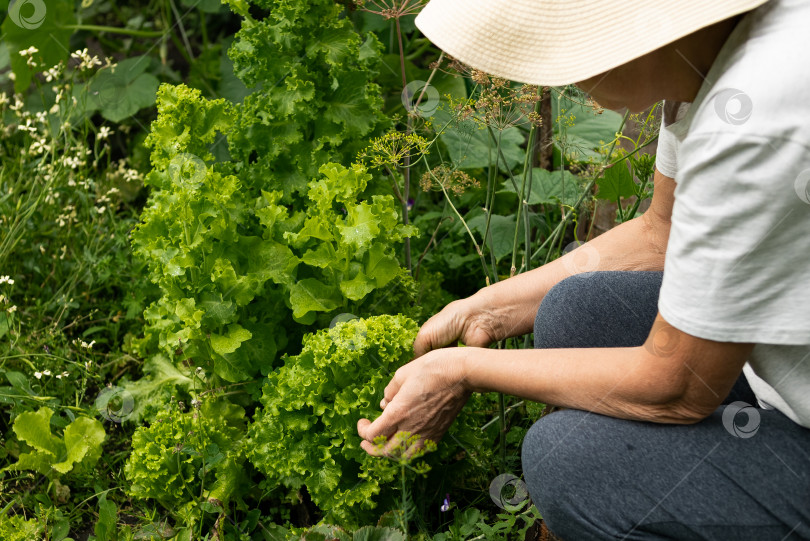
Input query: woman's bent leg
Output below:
<box><xmin>522</xmin><ymin>407</ymin><xmax>810</xmax><ymax>540</ymax></box>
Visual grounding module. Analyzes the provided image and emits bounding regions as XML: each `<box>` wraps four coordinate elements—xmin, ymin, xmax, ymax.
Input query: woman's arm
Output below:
<box><xmin>358</xmin><ymin>313</ymin><xmax>753</xmax><ymax>455</ymax></box>
<box><xmin>413</xmin><ymin>168</ymin><xmax>676</xmax><ymax>357</ymax></box>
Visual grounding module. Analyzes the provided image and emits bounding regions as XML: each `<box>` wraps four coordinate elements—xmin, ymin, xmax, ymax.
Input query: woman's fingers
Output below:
<box><xmin>357</xmin><ymin>410</ymin><xmax>399</xmax><ymax>453</ymax></box>
<box><xmin>413</xmin><ymin>304</ymin><xmax>464</xmax><ymax>358</ymax></box>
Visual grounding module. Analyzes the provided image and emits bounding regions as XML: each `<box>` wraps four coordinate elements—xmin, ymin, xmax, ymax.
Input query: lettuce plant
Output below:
<box><xmin>130</xmin><ymin>0</ymin><xmax>403</xmax><ymax>390</ymax></box>
<box><xmin>124</xmin><ymin>400</ymin><xmax>247</xmax><ymax>509</ymax></box>
<box><xmin>247</xmin><ymin>315</ymin><xmax>418</xmax><ymax>525</ymax></box>
<box><xmin>2</xmin><ymin>407</ymin><xmax>105</xmax><ymax>478</ymax></box>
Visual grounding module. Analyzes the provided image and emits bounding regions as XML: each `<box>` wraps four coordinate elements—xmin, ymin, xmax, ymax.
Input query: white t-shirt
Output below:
<box><xmin>656</xmin><ymin>0</ymin><xmax>810</xmax><ymax>428</ymax></box>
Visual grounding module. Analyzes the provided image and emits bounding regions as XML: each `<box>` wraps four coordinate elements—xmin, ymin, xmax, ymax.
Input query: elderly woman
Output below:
<box><xmin>358</xmin><ymin>0</ymin><xmax>810</xmax><ymax>538</ymax></box>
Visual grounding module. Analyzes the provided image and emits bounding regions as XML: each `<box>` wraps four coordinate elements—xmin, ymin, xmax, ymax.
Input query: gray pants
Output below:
<box><xmin>522</xmin><ymin>271</ymin><xmax>810</xmax><ymax>540</ymax></box>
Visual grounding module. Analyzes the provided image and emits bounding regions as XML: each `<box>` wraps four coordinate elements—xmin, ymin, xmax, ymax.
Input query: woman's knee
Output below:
<box><xmin>521</xmin><ymin>410</ymin><xmax>628</xmax><ymax>540</ymax></box>
<box><xmin>534</xmin><ymin>273</ymin><xmax>594</xmax><ymax>348</ymax></box>
<box><xmin>534</xmin><ymin>271</ymin><xmax>662</xmax><ymax>349</ymax></box>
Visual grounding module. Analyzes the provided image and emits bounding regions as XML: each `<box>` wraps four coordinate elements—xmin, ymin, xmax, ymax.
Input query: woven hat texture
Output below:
<box><xmin>415</xmin><ymin>0</ymin><xmax>769</xmax><ymax>85</ymax></box>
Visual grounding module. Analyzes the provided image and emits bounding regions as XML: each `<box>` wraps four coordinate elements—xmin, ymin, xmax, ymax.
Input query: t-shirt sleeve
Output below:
<box><xmin>655</xmin><ymin>119</ymin><xmax>679</xmax><ymax>179</ymax></box>
<box><xmin>658</xmin><ymin>132</ymin><xmax>810</xmax><ymax>345</ymax></box>
<box><xmin>655</xmin><ymin>101</ymin><xmax>689</xmax><ymax>179</ymax></box>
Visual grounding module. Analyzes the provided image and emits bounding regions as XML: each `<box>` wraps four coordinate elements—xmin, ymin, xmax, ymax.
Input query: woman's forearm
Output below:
<box><xmin>474</xmin><ymin>211</ymin><xmax>670</xmax><ymax>340</ymax></box>
<box><xmin>462</xmin><ymin>345</ymin><xmax>697</xmax><ymax>424</ymax></box>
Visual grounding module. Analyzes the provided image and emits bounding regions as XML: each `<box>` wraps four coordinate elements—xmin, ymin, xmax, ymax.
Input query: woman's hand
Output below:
<box><xmin>357</xmin><ymin>348</ymin><xmax>471</xmax><ymax>456</ymax></box>
<box><xmin>412</xmin><ymin>296</ymin><xmax>500</xmax><ymax>358</ymax></box>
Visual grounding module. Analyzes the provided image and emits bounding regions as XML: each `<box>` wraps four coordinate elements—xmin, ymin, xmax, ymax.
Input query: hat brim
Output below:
<box><xmin>415</xmin><ymin>0</ymin><xmax>769</xmax><ymax>86</ymax></box>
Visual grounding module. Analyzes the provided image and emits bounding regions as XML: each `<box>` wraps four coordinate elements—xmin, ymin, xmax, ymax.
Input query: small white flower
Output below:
<box><xmin>19</xmin><ymin>46</ymin><xmax>39</xmax><ymax>57</ymax></box>
<box><xmin>98</xmin><ymin>126</ymin><xmax>112</xmax><ymax>140</ymax></box>
<box><xmin>7</xmin><ymin>305</ymin><xmax>16</xmax><ymax>313</ymax></box>
<box><xmin>34</xmin><ymin>372</ymin><xmax>43</xmax><ymax>379</ymax></box>
<box><xmin>0</xmin><ymin>276</ymin><xmax>14</xmax><ymax>285</ymax></box>
<box><xmin>42</xmin><ymin>370</ymin><xmax>51</xmax><ymax>376</ymax></box>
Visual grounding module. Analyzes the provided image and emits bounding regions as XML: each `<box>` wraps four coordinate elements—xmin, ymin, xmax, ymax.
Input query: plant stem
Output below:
<box><xmin>395</xmin><ymin>15</ymin><xmax>412</xmax><ymax>272</ymax></box>
<box><xmin>499</xmin><ymin>391</ymin><xmax>507</xmax><ymax>471</ymax></box>
<box><xmin>67</xmin><ymin>24</ymin><xmax>165</xmax><ymax>37</ymax></box>
<box><xmin>510</xmin><ymin>95</ymin><xmax>542</xmax><ymax>278</ymax></box>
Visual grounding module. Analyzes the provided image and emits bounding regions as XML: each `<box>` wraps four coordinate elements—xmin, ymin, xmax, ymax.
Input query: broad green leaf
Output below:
<box><xmin>12</xmin><ymin>407</ymin><xmax>61</xmax><ymax>458</ymax></box>
<box><xmin>500</xmin><ymin>168</ymin><xmax>583</xmax><ymax>207</ymax></box>
<box><xmin>0</xmin><ymin>312</ymin><xmax>9</xmax><ymax>340</ymax></box>
<box><xmin>435</xmin><ymin>107</ymin><xmax>526</xmax><ymax>172</ymax></box>
<box><xmin>94</xmin><ymin>494</ymin><xmax>117</xmax><ymax>541</ymax></box>
<box><xmin>8</xmin><ymin>452</ymin><xmax>53</xmax><ymax>475</ymax></box>
<box><xmin>210</xmin><ymin>324</ymin><xmax>252</xmax><ymax>356</ymax></box>
<box><xmin>198</xmin><ymin>292</ymin><xmax>236</xmax><ymax>327</ymax></box>
<box><xmin>301</xmin><ymin>243</ymin><xmax>336</xmax><ymax>269</ymax></box>
<box><xmin>122</xmin><ymin>354</ymin><xmax>194</xmax><ymax>423</ymax></box>
<box><xmin>595</xmin><ymin>162</ymin><xmax>637</xmax><ymax>201</ymax></box>
<box><xmin>3</xmin><ymin>370</ymin><xmax>34</xmax><ymax>395</ymax></box>
<box><xmin>51</xmin><ymin>416</ymin><xmax>105</xmax><ymax>474</ymax></box>
<box><xmin>289</xmin><ymin>278</ymin><xmax>342</xmax><ymax>319</ymax></box>
<box><xmin>553</xmin><ymin>95</ymin><xmax>624</xmax><ymax>162</ymax></box>
<box><xmin>89</xmin><ymin>56</ymin><xmax>160</xmax><ymax>122</ymax></box>
<box><xmin>339</xmin><ymin>271</ymin><xmax>375</xmax><ymax>301</ymax></box>
<box><xmin>364</xmin><ymin>243</ymin><xmax>399</xmax><ymax>287</ymax></box>
<box><xmin>254</xmin><ymin>240</ymin><xmax>300</xmax><ymax>285</ymax></box>
<box><xmin>467</xmin><ymin>214</ymin><xmax>526</xmax><ymax>262</ymax></box>
<box><xmin>338</xmin><ymin>202</ymin><xmax>380</xmax><ymax>254</ymax></box>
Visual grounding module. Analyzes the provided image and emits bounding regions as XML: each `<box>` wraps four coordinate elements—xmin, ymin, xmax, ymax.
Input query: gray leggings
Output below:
<box><xmin>521</xmin><ymin>271</ymin><xmax>810</xmax><ymax>540</ymax></box>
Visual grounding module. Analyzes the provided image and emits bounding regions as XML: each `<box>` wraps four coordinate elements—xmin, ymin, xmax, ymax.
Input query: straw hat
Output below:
<box><xmin>415</xmin><ymin>0</ymin><xmax>770</xmax><ymax>86</ymax></box>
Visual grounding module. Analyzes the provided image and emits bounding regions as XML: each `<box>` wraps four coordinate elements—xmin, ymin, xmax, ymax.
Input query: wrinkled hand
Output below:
<box><xmin>412</xmin><ymin>297</ymin><xmax>499</xmax><ymax>359</ymax></box>
<box><xmin>357</xmin><ymin>349</ymin><xmax>471</xmax><ymax>456</ymax></box>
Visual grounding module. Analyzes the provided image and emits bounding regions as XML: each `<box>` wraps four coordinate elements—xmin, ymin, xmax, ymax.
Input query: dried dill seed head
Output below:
<box><xmin>421</xmin><ymin>165</ymin><xmax>480</xmax><ymax>195</ymax></box>
<box><xmin>474</xmin><ymin>82</ymin><xmax>542</xmax><ymax>130</ymax></box>
<box><xmin>358</xmin><ymin>131</ymin><xmax>430</xmax><ymax>170</ymax></box>
<box><xmin>354</xmin><ymin>0</ymin><xmax>428</xmax><ymax>19</ymax></box>
<box><xmin>436</xmin><ymin>57</ymin><xmax>543</xmax><ymax>130</ymax></box>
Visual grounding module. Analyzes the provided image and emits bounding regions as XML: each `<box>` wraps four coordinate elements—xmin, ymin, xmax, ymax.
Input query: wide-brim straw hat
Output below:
<box><xmin>415</xmin><ymin>0</ymin><xmax>770</xmax><ymax>86</ymax></box>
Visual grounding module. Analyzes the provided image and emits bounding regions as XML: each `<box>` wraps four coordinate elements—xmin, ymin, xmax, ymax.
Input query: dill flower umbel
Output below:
<box><xmin>358</xmin><ymin>131</ymin><xmax>430</xmax><ymax>170</ymax></box>
<box><xmin>420</xmin><ymin>164</ymin><xmax>480</xmax><ymax>195</ymax></box>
